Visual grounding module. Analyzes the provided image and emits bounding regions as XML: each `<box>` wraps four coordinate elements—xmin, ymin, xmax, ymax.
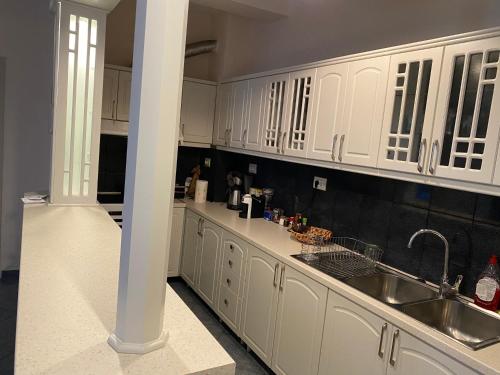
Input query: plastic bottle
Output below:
<box><xmin>474</xmin><ymin>255</ymin><xmax>500</xmax><ymax>311</ymax></box>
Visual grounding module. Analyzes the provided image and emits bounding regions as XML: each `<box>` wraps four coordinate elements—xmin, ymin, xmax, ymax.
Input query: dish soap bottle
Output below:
<box><xmin>474</xmin><ymin>255</ymin><xmax>500</xmax><ymax>311</ymax></box>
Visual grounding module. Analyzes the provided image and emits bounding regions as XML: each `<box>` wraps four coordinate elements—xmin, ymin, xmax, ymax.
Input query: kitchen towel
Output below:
<box><xmin>195</xmin><ymin>180</ymin><xmax>208</xmax><ymax>203</ymax></box>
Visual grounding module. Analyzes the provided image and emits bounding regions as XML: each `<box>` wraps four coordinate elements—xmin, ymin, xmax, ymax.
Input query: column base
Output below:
<box><xmin>108</xmin><ymin>330</ymin><xmax>168</xmax><ymax>354</ymax></box>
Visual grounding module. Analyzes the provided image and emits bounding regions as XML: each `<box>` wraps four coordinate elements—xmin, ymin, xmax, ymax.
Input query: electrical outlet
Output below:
<box><xmin>204</xmin><ymin>157</ymin><xmax>211</xmax><ymax>168</ymax></box>
<box><xmin>249</xmin><ymin>163</ymin><xmax>257</xmax><ymax>174</ymax></box>
<box><xmin>313</xmin><ymin>176</ymin><xmax>327</xmax><ymax>191</ymax></box>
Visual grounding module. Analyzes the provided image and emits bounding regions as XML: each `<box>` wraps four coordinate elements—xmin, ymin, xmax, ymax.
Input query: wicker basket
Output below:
<box><xmin>290</xmin><ymin>226</ymin><xmax>333</xmax><ymax>245</ymax></box>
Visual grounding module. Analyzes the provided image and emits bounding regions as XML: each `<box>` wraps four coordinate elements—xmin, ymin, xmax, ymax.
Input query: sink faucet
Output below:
<box><xmin>408</xmin><ymin>229</ymin><xmax>463</xmax><ymax>298</ymax></box>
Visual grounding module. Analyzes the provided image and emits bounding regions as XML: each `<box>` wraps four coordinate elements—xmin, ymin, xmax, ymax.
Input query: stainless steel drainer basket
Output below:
<box><xmin>295</xmin><ymin>237</ymin><xmax>383</xmax><ymax>279</ymax></box>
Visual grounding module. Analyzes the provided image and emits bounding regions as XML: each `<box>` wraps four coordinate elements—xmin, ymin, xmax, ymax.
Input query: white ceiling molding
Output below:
<box><xmin>65</xmin><ymin>0</ymin><xmax>122</xmax><ymax>12</ymax></box>
<box><xmin>190</xmin><ymin>0</ymin><xmax>288</xmax><ymax>20</ymax></box>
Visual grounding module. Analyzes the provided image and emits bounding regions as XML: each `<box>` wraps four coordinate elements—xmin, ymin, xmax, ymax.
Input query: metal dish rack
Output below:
<box><xmin>293</xmin><ymin>237</ymin><xmax>383</xmax><ymax>279</ymax></box>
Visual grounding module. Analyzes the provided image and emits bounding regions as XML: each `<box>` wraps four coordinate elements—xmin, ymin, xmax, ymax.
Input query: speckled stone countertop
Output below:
<box><xmin>15</xmin><ymin>204</ymin><xmax>235</xmax><ymax>375</ymax></box>
<box><xmin>186</xmin><ymin>201</ymin><xmax>500</xmax><ymax>375</ymax></box>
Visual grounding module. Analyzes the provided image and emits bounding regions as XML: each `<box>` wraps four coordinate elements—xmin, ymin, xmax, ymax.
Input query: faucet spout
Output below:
<box><xmin>407</xmin><ymin>229</ymin><xmax>455</xmax><ymax>298</ymax></box>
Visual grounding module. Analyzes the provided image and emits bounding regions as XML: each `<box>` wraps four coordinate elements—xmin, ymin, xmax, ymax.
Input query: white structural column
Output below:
<box><xmin>108</xmin><ymin>0</ymin><xmax>189</xmax><ymax>354</ymax></box>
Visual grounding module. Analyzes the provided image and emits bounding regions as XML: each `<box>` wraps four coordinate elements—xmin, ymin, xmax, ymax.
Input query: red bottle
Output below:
<box><xmin>474</xmin><ymin>255</ymin><xmax>500</xmax><ymax>311</ymax></box>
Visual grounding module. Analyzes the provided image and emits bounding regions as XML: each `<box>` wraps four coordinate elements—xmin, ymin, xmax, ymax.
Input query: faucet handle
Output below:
<box><xmin>453</xmin><ymin>274</ymin><xmax>463</xmax><ymax>290</ymax></box>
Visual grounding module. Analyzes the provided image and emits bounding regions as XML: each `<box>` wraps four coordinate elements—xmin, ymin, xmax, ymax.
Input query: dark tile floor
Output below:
<box><xmin>0</xmin><ymin>272</ymin><xmax>18</xmax><ymax>375</ymax></box>
<box><xmin>0</xmin><ymin>273</ymin><xmax>270</xmax><ymax>375</ymax></box>
<box><xmin>168</xmin><ymin>278</ymin><xmax>272</xmax><ymax>375</ymax></box>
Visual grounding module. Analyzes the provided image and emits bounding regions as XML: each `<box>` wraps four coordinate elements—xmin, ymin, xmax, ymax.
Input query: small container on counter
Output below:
<box><xmin>263</xmin><ymin>210</ymin><xmax>274</xmax><ymax>221</ymax></box>
<box><xmin>272</xmin><ymin>208</ymin><xmax>284</xmax><ymax>223</ymax></box>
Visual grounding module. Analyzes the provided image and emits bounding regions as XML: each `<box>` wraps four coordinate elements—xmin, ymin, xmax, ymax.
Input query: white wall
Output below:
<box><xmin>218</xmin><ymin>0</ymin><xmax>500</xmax><ymax>79</ymax></box>
<box><xmin>0</xmin><ymin>0</ymin><xmax>53</xmax><ymax>270</ymax></box>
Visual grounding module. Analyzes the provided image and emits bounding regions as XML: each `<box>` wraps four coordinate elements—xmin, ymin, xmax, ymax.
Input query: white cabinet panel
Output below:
<box><xmin>282</xmin><ymin>69</ymin><xmax>316</xmax><ymax>158</ymax></box>
<box><xmin>307</xmin><ymin>63</ymin><xmax>348</xmax><ymax>162</ymax></box>
<box><xmin>386</xmin><ymin>328</ymin><xmax>478</xmax><ymax>375</ymax></box>
<box><xmin>116</xmin><ymin>70</ymin><xmax>132</xmax><ymax>122</ymax></box>
<box><xmin>196</xmin><ymin>220</ymin><xmax>223</xmax><ymax>309</ymax></box>
<box><xmin>167</xmin><ymin>207</ymin><xmax>185</xmax><ymax>277</ymax></box>
<box><xmin>241</xmin><ymin>245</ymin><xmax>280</xmax><ymax>366</ymax></box>
<box><xmin>431</xmin><ymin>37</ymin><xmax>500</xmax><ymax>184</ymax></box>
<box><xmin>318</xmin><ymin>291</ymin><xmax>389</xmax><ymax>375</ymax></box>
<box><xmin>339</xmin><ymin>56</ymin><xmax>390</xmax><ymax>167</ymax></box>
<box><xmin>272</xmin><ymin>266</ymin><xmax>327</xmax><ymax>375</ymax></box>
<box><xmin>245</xmin><ymin>77</ymin><xmax>268</xmax><ymax>151</ymax></box>
<box><xmin>214</xmin><ymin>83</ymin><xmax>233</xmax><ymax>146</ymax></box>
<box><xmin>180</xmin><ymin>211</ymin><xmax>201</xmax><ymax>288</ymax></box>
<box><xmin>180</xmin><ymin>80</ymin><xmax>216</xmax><ymax>144</ymax></box>
<box><xmin>261</xmin><ymin>73</ymin><xmax>289</xmax><ymax>154</ymax></box>
<box><xmin>378</xmin><ymin>47</ymin><xmax>444</xmax><ymax>174</ymax></box>
<box><xmin>230</xmin><ymin>80</ymin><xmax>249</xmax><ymax>149</ymax></box>
<box><xmin>102</xmin><ymin>68</ymin><xmax>119</xmax><ymax>120</ymax></box>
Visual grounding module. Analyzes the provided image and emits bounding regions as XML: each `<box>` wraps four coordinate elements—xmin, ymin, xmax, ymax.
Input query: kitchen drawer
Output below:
<box><xmin>221</xmin><ymin>243</ymin><xmax>243</xmax><ymax>279</ymax></box>
<box><xmin>218</xmin><ymin>284</ymin><xmax>239</xmax><ymax>328</ymax></box>
<box><xmin>221</xmin><ymin>265</ymin><xmax>242</xmax><ymax>295</ymax></box>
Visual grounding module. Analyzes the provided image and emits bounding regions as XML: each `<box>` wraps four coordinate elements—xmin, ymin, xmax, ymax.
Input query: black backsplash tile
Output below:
<box><xmin>99</xmin><ymin>144</ymin><xmax>500</xmax><ymax>299</ymax></box>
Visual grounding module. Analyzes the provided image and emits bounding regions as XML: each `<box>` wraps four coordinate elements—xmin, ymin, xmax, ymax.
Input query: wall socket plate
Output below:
<box><xmin>313</xmin><ymin>176</ymin><xmax>327</xmax><ymax>191</ymax></box>
<box><xmin>249</xmin><ymin>163</ymin><xmax>257</xmax><ymax>174</ymax></box>
<box><xmin>204</xmin><ymin>157</ymin><xmax>211</xmax><ymax>168</ymax></box>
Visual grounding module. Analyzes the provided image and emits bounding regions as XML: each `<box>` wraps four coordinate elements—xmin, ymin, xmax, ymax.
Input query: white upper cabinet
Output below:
<box><xmin>116</xmin><ymin>70</ymin><xmax>132</xmax><ymax>122</ymax></box>
<box><xmin>282</xmin><ymin>69</ymin><xmax>316</xmax><ymax>158</ymax></box>
<box><xmin>245</xmin><ymin>77</ymin><xmax>268</xmax><ymax>151</ymax></box>
<box><xmin>214</xmin><ymin>83</ymin><xmax>234</xmax><ymax>146</ymax></box>
<box><xmin>378</xmin><ymin>47</ymin><xmax>444</xmax><ymax>174</ymax></box>
<box><xmin>307</xmin><ymin>63</ymin><xmax>349</xmax><ymax>162</ymax></box>
<box><xmin>229</xmin><ymin>80</ymin><xmax>249</xmax><ymax>148</ymax></box>
<box><xmin>338</xmin><ymin>56</ymin><xmax>390</xmax><ymax>167</ymax></box>
<box><xmin>102</xmin><ymin>68</ymin><xmax>119</xmax><ymax>120</ymax></box>
<box><xmin>430</xmin><ymin>37</ymin><xmax>500</xmax><ymax>184</ymax></box>
<box><xmin>261</xmin><ymin>73</ymin><xmax>290</xmax><ymax>154</ymax></box>
<box><xmin>180</xmin><ymin>80</ymin><xmax>216</xmax><ymax>145</ymax></box>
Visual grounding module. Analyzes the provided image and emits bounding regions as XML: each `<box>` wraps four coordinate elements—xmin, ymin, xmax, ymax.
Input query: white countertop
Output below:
<box><xmin>186</xmin><ymin>201</ymin><xmax>500</xmax><ymax>375</ymax></box>
<box><xmin>15</xmin><ymin>204</ymin><xmax>235</xmax><ymax>375</ymax></box>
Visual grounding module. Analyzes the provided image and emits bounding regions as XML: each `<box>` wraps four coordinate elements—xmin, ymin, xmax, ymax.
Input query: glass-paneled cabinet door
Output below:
<box><xmin>261</xmin><ymin>73</ymin><xmax>289</xmax><ymax>154</ymax></box>
<box><xmin>307</xmin><ymin>63</ymin><xmax>348</xmax><ymax>162</ymax></box>
<box><xmin>378</xmin><ymin>47</ymin><xmax>444</xmax><ymax>174</ymax></box>
<box><xmin>282</xmin><ymin>69</ymin><xmax>317</xmax><ymax>158</ymax></box>
<box><xmin>430</xmin><ymin>37</ymin><xmax>500</xmax><ymax>184</ymax></box>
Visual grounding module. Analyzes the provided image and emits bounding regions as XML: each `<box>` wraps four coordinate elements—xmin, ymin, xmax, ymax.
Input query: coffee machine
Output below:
<box><xmin>226</xmin><ymin>172</ymin><xmax>243</xmax><ymax>210</ymax></box>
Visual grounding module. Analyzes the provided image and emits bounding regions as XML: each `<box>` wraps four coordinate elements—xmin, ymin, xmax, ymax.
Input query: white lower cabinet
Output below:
<box><xmin>241</xmin><ymin>245</ymin><xmax>281</xmax><ymax>365</ymax></box>
<box><xmin>241</xmin><ymin>245</ymin><xmax>327</xmax><ymax>374</ymax></box>
<box><xmin>271</xmin><ymin>265</ymin><xmax>328</xmax><ymax>375</ymax></box>
<box><xmin>167</xmin><ymin>207</ymin><xmax>185</xmax><ymax>277</ymax></box>
<box><xmin>196</xmin><ymin>220</ymin><xmax>223</xmax><ymax>309</ymax></box>
<box><xmin>319</xmin><ymin>291</ymin><xmax>479</xmax><ymax>375</ymax></box>
<box><xmin>180</xmin><ymin>210</ymin><xmax>201</xmax><ymax>288</ymax></box>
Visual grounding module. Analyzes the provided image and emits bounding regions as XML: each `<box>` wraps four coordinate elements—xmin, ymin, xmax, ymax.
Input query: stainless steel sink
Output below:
<box><xmin>344</xmin><ymin>272</ymin><xmax>439</xmax><ymax>306</ymax></box>
<box><xmin>402</xmin><ymin>298</ymin><xmax>500</xmax><ymax>349</ymax></box>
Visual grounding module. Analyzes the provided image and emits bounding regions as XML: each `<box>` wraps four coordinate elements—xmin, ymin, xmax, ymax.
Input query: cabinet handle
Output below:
<box><xmin>281</xmin><ymin>131</ymin><xmax>287</xmax><ymax>154</ymax></box>
<box><xmin>279</xmin><ymin>265</ymin><xmax>285</xmax><ymax>291</ymax></box>
<box><xmin>389</xmin><ymin>329</ymin><xmax>400</xmax><ymax>366</ymax></box>
<box><xmin>112</xmin><ymin>100</ymin><xmax>116</xmax><ymax>120</ymax></box>
<box><xmin>273</xmin><ymin>263</ymin><xmax>279</xmax><ymax>287</ymax></box>
<box><xmin>277</xmin><ymin>129</ymin><xmax>282</xmax><ymax>153</ymax></box>
<box><xmin>199</xmin><ymin>219</ymin><xmax>204</xmax><ymax>237</ymax></box>
<box><xmin>228</xmin><ymin>260</ymin><xmax>233</xmax><ymax>267</ymax></box>
<box><xmin>331</xmin><ymin>134</ymin><xmax>338</xmax><ymax>161</ymax></box>
<box><xmin>197</xmin><ymin>218</ymin><xmax>202</xmax><ymax>236</ymax></box>
<box><xmin>428</xmin><ymin>140</ymin><xmax>439</xmax><ymax>174</ymax></box>
<box><xmin>227</xmin><ymin>128</ymin><xmax>232</xmax><ymax>146</ymax></box>
<box><xmin>378</xmin><ymin>323</ymin><xmax>388</xmax><ymax>358</ymax></box>
<box><xmin>224</xmin><ymin>129</ymin><xmax>228</xmax><ymax>146</ymax></box>
<box><xmin>229</xmin><ymin>244</ymin><xmax>234</xmax><ymax>251</ymax></box>
<box><xmin>417</xmin><ymin>138</ymin><xmax>427</xmax><ymax>173</ymax></box>
<box><xmin>224</xmin><ymin>298</ymin><xmax>228</xmax><ymax>306</ymax></box>
<box><xmin>242</xmin><ymin>129</ymin><xmax>248</xmax><ymax>148</ymax></box>
<box><xmin>226</xmin><ymin>278</ymin><xmax>231</xmax><ymax>286</ymax></box>
<box><xmin>338</xmin><ymin>134</ymin><xmax>345</xmax><ymax>162</ymax></box>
